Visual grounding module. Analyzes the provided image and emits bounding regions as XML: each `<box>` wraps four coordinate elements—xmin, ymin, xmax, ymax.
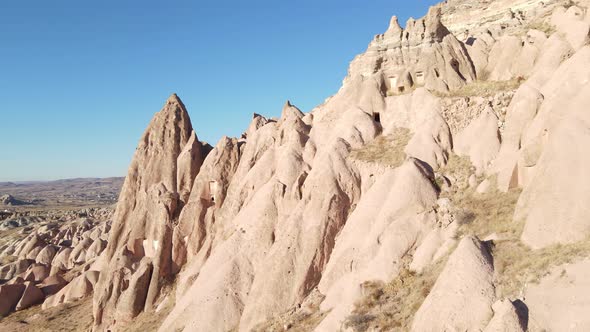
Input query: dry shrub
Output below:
<box><xmin>439</xmin><ymin>154</ymin><xmax>590</xmax><ymax>299</ymax></box>
<box><xmin>344</xmin><ymin>260</ymin><xmax>448</xmax><ymax>332</ymax></box>
<box><xmin>494</xmin><ymin>237</ymin><xmax>590</xmax><ymax>298</ymax></box>
<box><xmin>0</xmin><ymin>255</ymin><xmax>17</xmax><ymax>266</ymax></box>
<box><xmin>434</xmin><ymin>78</ymin><xmax>523</xmax><ymax>98</ymax></box>
<box><xmin>349</xmin><ymin>128</ymin><xmax>412</xmax><ymax>167</ymax></box>
<box><xmin>0</xmin><ymin>297</ymin><xmax>93</xmax><ymax>331</ymax></box>
<box><xmin>526</xmin><ymin>20</ymin><xmax>556</xmax><ymax>35</ymax></box>
<box><xmin>251</xmin><ymin>290</ymin><xmax>327</xmax><ymax>332</ymax></box>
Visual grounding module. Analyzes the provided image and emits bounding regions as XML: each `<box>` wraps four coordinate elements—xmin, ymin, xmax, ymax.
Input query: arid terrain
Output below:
<box><xmin>0</xmin><ymin>178</ymin><xmax>122</xmax><ymax>330</ymax></box>
<box><xmin>2</xmin><ymin>0</ymin><xmax>590</xmax><ymax>331</ymax></box>
<box><xmin>0</xmin><ymin>178</ymin><xmax>122</xmax><ymax>210</ymax></box>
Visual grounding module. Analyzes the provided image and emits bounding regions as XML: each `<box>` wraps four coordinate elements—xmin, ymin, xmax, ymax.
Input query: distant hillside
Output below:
<box><xmin>0</xmin><ymin>177</ymin><xmax>124</xmax><ymax>209</ymax></box>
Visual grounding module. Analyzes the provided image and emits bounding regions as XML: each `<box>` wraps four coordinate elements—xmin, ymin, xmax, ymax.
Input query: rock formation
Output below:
<box><xmin>0</xmin><ymin>211</ymin><xmax>111</xmax><ymax>318</ymax></box>
<box><xmin>412</xmin><ymin>236</ymin><xmax>495</xmax><ymax>331</ymax></box>
<box><xmin>2</xmin><ymin>0</ymin><xmax>590</xmax><ymax>331</ymax></box>
<box><xmin>0</xmin><ymin>194</ymin><xmax>26</xmax><ymax>206</ymax></box>
<box><xmin>92</xmin><ymin>93</ymin><xmax>205</xmax><ymax>330</ymax></box>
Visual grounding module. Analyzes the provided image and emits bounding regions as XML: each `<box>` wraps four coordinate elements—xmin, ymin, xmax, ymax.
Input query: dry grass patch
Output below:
<box><xmin>251</xmin><ymin>290</ymin><xmax>326</xmax><ymax>332</ymax></box>
<box><xmin>0</xmin><ymin>227</ymin><xmax>24</xmax><ymax>248</ymax></box>
<box><xmin>438</xmin><ymin>155</ymin><xmax>590</xmax><ymax>299</ymax></box>
<box><xmin>438</xmin><ymin>154</ymin><xmax>523</xmax><ymax>239</ymax></box>
<box><xmin>526</xmin><ymin>20</ymin><xmax>556</xmax><ymax>36</ymax></box>
<box><xmin>494</xmin><ymin>237</ymin><xmax>590</xmax><ymax>298</ymax></box>
<box><xmin>0</xmin><ymin>297</ymin><xmax>93</xmax><ymax>332</ymax></box>
<box><xmin>349</xmin><ymin>128</ymin><xmax>411</xmax><ymax>168</ymax></box>
<box><xmin>434</xmin><ymin>78</ymin><xmax>523</xmax><ymax>98</ymax></box>
<box><xmin>344</xmin><ymin>258</ymin><xmax>448</xmax><ymax>332</ymax></box>
<box><xmin>0</xmin><ymin>255</ymin><xmax>17</xmax><ymax>266</ymax></box>
<box><xmin>449</xmin><ymin>182</ymin><xmax>523</xmax><ymax>240</ymax></box>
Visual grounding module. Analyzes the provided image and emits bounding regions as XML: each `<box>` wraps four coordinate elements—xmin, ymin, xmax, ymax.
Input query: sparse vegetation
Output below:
<box><xmin>122</xmin><ymin>282</ymin><xmax>176</xmax><ymax>332</ymax></box>
<box><xmin>437</xmin><ymin>154</ymin><xmax>523</xmax><ymax>240</ymax></box>
<box><xmin>251</xmin><ymin>290</ymin><xmax>327</xmax><ymax>332</ymax></box>
<box><xmin>349</xmin><ymin>128</ymin><xmax>411</xmax><ymax>167</ymax></box>
<box><xmin>563</xmin><ymin>0</ymin><xmax>576</xmax><ymax>9</ymax></box>
<box><xmin>344</xmin><ymin>258</ymin><xmax>449</xmax><ymax>332</ymax></box>
<box><xmin>439</xmin><ymin>154</ymin><xmax>590</xmax><ymax>299</ymax></box>
<box><xmin>0</xmin><ymin>297</ymin><xmax>93</xmax><ymax>332</ymax></box>
<box><xmin>386</xmin><ymin>87</ymin><xmax>415</xmax><ymax>97</ymax></box>
<box><xmin>446</xmin><ymin>179</ymin><xmax>523</xmax><ymax>239</ymax></box>
<box><xmin>0</xmin><ymin>254</ymin><xmax>17</xmax><ymax>266</ymax></box>
<box><xmin>344</xmin><ymin>151</ymin><xmax>590</xmax><ymax>331</ymax></box>
<box><xmin>494</xmin><ymin>237</ymin><xmax>590</xmax><ymax>298</ymax></box>
<box><xmin>526</xmin><ymin>20</ymin><xmax>557</xmax><ymax>36</ymax></box>
<box><xmin>433</xmin><ymin>78</ymin><xmax>524</xmax><ymax>98</ymax></box>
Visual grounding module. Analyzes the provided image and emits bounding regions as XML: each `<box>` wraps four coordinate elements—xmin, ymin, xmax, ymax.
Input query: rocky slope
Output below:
<box><xmin>2</xmin><ymin>0</ymin><xmax>590</xmax><ymax>331</ymax></box>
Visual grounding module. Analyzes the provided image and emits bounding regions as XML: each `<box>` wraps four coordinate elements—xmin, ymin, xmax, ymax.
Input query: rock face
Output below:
<box><xmin>525</xmin><ymin>258</ymin><xmax>590</xmax><ymax>331</ymax></box>
<box><xmin>0</xmin><ymin>194</ymin><xmax>25</xmax><ymax>206</ymax></box>
<box><xmin>514</xmin><ymin>47</ymin><xmax>590</xmax><ymax>248</ymax></box>
<box><xmin>412</xmin><ymin>236</ymin><xmax>496</xmax><ymax>332</ymax></box>
<box><xmin>0</xmin><ymin>284</ymin><xmax>25</xmax><ymax>316</ymax></box>
<box><xmin>44</xmin><ymin>271</ymin><xmax>99</xmax><ymax>309</ymax></box>
<box><xmin>0</xmin><ymin>208</ymin><xmax>113</xmax><ymax>318</ymax></box>
<box><xmin>455</xmin><ymin>109</ymin><xmax>501</xmax><ymax>174</ymax></box>
<box><xmin>92</xmin><ymin>94</ymin><xmax>204</xmax><ymax>331</ymax></box>
<box><xmin>15</xmin><ymin>281</ymin><xmax>44</xmax><ymax>311</ymax></box>
<box><xmin>315</xmin><ymin>158</ymin><xmax>439</xmax><ymax>330</ymax></box>
<box><xmin>345</xmin><ymin>6</ymin><xmax>475</xmax><ymax>97</ymax></box>
<box><xmin>85</xmin><ymin>1</ymin><xmax>590</xmax><ymax>331</ymax></box>
<box><xmin>441</xmin><ymin>0</ymin><xmax>561</xmax><ymax>37</ymax></box>
<box><xmin>3</xmin><ymin>1</ymin><xmax>590</xmax><ymax>331</ymax></box>
<box><xmin>484</xmin><ymin>300</ymin><xmax>527</xmax><ymax>332</ymax></box>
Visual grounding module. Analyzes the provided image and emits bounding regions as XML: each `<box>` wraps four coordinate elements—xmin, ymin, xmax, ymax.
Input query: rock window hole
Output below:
<box><xmin>373</xmin><ymin>112</ymin><xmax>381</xmax><ymax>123</ymax></box>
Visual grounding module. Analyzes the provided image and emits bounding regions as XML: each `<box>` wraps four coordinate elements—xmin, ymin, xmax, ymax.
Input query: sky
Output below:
<box><xmin>0</xmin><ymin>0</ymin><xmax>439</xmax><ymax>182</ymax></box>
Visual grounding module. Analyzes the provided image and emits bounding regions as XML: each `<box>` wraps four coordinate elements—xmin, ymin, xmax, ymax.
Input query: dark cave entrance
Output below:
<box><xmin>373</xmin><ymin>112</ymin><xmax>381</xmax><ymax>123</ymax></box>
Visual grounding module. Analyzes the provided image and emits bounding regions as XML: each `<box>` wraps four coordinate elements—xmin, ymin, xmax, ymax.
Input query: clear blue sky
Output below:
<box><xmin>0</xmin><ymin>0</ymin><xmax>439</xmax><ymax>181</ymax></box>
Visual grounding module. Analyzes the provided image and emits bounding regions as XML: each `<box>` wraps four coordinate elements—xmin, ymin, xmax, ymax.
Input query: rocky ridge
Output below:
<box><xmin>1</xmin><ymin>0</ymin><xmax>590</xmax><ymax>331</ymax></box>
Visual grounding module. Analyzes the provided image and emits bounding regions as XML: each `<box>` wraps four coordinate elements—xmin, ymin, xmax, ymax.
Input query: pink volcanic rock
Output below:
<box><xmin>454</xmin><ymin>108</ymin><xmax>501</xmax><ymax>175</ymax></box>
<box><xmin>115</xmin><ymin>258</ymin><xmax>153</xmax><ymax>322</ymax></box>
<box><xmin>35</xmin><ymin>244</ymin><xmax>58</xmax><ymax>266</ymax></box>
<box><xmin>69</xmin><ymin>237</ymin><xmax>93</xmax><ymax>265</ymax></box>
<box><xmin>400</xmin><ymin>89</ymin><xmax>453</xmax><ymax>170</ymax></box>
<box><xmin>0</xmin><ymin>259</ymin><xmax>34</xmax><ymax>281</ymax></box>
<box><xmin>160</xmin><ymin>97</ymin><xmax>377</xmax><ymax>331</ymax></box>
<box><xmin>51</xmin><ymin>247</ymin><xmax>73</xmax><ymax>274</ymax></box>
<box><xmin>176</xmin><ymin>130</ymin><xmax>205</xmax><ymax>204</ymax></box>
<box><xmin>483</xmin><ymin>299</ymin><xmax>526</xmax><ymax>332</ymax></box>
<box><xmin>23</xmin><ymin>264</ymin><xmax>50</xmax><ymax>283</ymax></box>
<box><xmin>525</xmin><ymin>258</ymin><xmax>590</xmax><ymax>331</ymax></box>
<box><xmin>485</xmin><ymin>35</ymin><xmax>523</xmax><ymax>81</ymax></box>
<box><xmin>552</xmin><ymin>5</ymin><xmax>590</xmax><ymax>50</ymax></box>
<box><xmin>93</xmin><ymin>93</ymin><xmax>195</xmax><ymax>331</ymax></box>
<box><xmin>492</xmin><ymin>84</ymin><xmax>543</xmax><ymax>192</ymax></box>
<box><xmin>38</xmin><ymin>275</ymin><xmax>68</xmax><ymax>296</ymax></box>
<box><xmin>172</xmin><ymin>136</ymin><xmax>241</xmax><ymax>275</ymax></box>
<box><xmin>25</xmin><ymin>245</ymin><xmax>44</xmax><ymax>261</ymax></box>
<box><xmin>0</xmin><ymin>284</ymin><xmax>25</xmax><ymax>316</ymax></box>
<box><xmin>412</xmin><ymin>236</ymin><xmax>495</xmax><ymax>331</ymax></box>
<box><xmin>84</xmin><ymin>239</ymin><xmax>106</xmax><ymax>262</ymax></box>
<box><xmin>315</xmin><ymin>158</ymin><xmax>439</xmax><ymax>330</ymax></box>
<box><xmin>516</xmin><ymin>48</ymin><xmax>590</xmax><ymax>248</ymax></box>
<box><xmin>15</xmin><ymin>281</ymin><xmax>45</xmax><ymax>311</ymax></box>
<box><xmin>43</xmin><ymin>270</ymin><xmax>98</xmax><ymax>309</ymax></box>
<box><xmin>13</xmin><ymin>234</ymin><xmax>45</xmax><ymax>259</ymax></box>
